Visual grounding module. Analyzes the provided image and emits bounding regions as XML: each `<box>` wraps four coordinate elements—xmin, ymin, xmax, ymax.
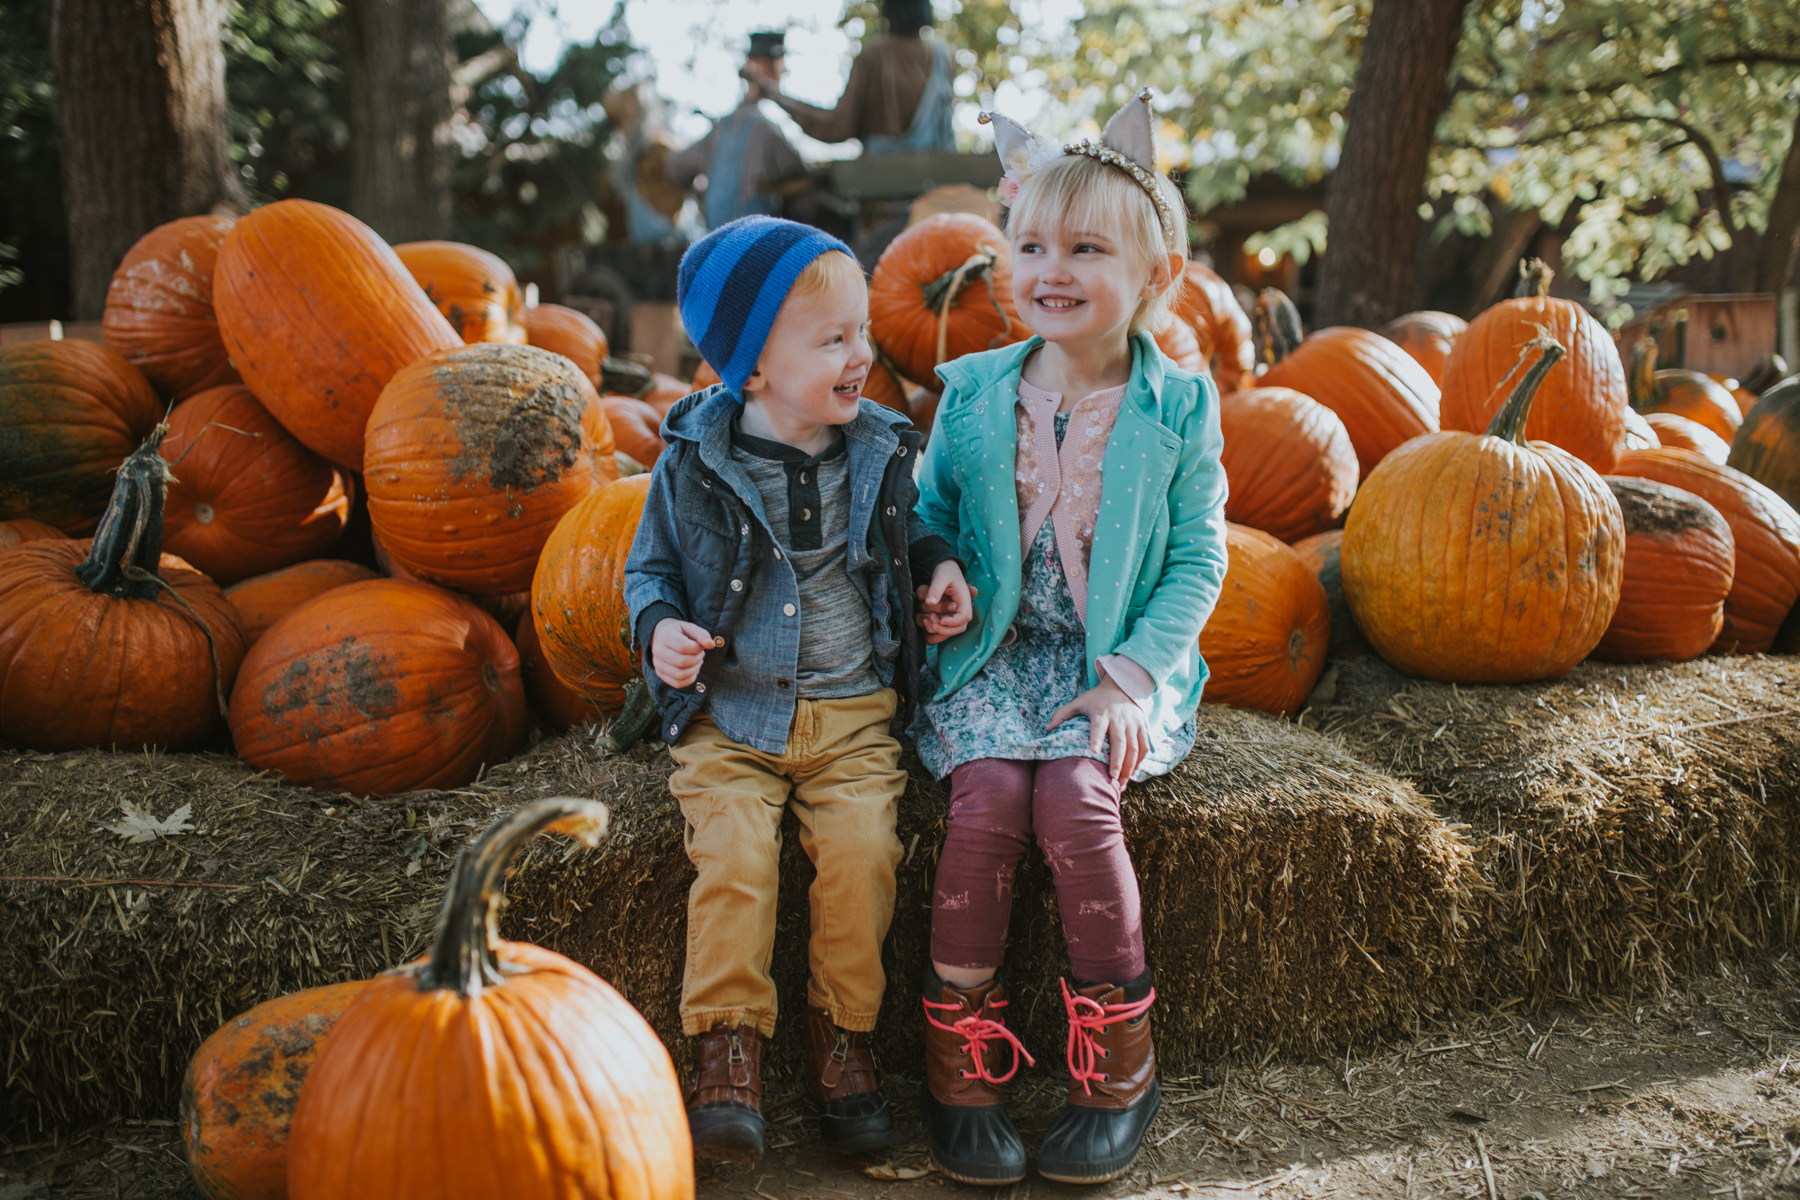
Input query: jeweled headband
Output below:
<box><xmin>979</xmin><ymin>88</ymin><xmax>1178</xmax><ymax>246</ymax></box>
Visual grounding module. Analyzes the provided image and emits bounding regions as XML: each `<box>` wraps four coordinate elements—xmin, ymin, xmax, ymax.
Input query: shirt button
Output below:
<box><xmin>777</xmin><ymin>678</ymin><xmax>791</xmax><ymax>689</ymax></box>
<box><xmin>885</xmin><ymin>505</ymin><xmax>897</xmax><ymax>516</ymax></box>
<box><xmin>695</xmin><ymin>682</ymin><xmax>706</xmax><ymax>694</ymax></box>
<box><xmin>799</xmin><ymin>471</ymin><xmax>809</xmax><ymax>484</ymax></box>
<box><xmin>893</xmin><ymin>556</ymin><xmax>902</xmax><ymax>566</ymax></box>
<box><xmin>730</xmin><ymin>578</ymin><xmax>744</xmax><ymax>591</ymax></box>
<box><xmin>800</xmin><ymin>508</ymin><xmax>812</xmax><ymax>521</ymax></box>
<box><xmin>783</xmin><ymin>603</ymin><xmax>797</xmax><ymax>616</ymax></box>
<box><xmin>897</xmin><ymin>446</ymin><xmax>908</xmax><ymax>456</ymax></box>
<box><xmin>669</xmin><ymin>723</ymin><xmax>680</xmax><ymax>737</ymax></box>
<box><xmin>740</xmin><ymin>522</ymin><xmax>749</xmax><ymax>536</ymax></box>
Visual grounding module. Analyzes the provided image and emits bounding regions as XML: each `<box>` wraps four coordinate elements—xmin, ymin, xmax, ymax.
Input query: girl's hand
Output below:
<box><xmin>651</xmin><ymin>618</ymin><xmax>715</xmax><ymax>690</ymax></box>
<box><xmin>916</xmin><ymin>560</ymin><xmax>976</xmax><ymax>645</ymax></box>
<box><xmin>1047</xmin><ymin>677</ymin><xmax>1149</xmax><ymax>783</ymax></box>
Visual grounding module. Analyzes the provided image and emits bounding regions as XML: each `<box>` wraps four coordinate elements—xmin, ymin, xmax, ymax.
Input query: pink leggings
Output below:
<box><xmin>929</xmin><ymin>756</ymin><xmax>1146</xmax><ymax>985</ymax></box>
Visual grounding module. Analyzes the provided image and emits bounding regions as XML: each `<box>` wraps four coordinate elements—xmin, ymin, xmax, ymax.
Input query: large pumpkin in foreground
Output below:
<box><xmin>869</xmin><ymin>213</ymin><xmax>1023</xmax><ymax>385</ymax></box>
<box><xmin>1198</xmin><ymin>524</ymin><xmax>1331</xmax><ymax>718</ymax></box>
<box><xmin>1611</xmin><ymin>447</ymin><xmax>1800</xmax><ymax>655</ymax></box>
<box><xmin>102</xmin><ymin>214</ymin><xmax>242</xmax><ymax>400</ymax></box>
<box><xmin>228</xmin><ymin>578</ymin><xmax>527</xmax><ymax>794</ymax></box>
<box><xmin>531</xmin><ymin>474</ymin><xmax>651</xmax><ymax>715</ymax></box>
<box><xmin>396</xmin><ymin>241</ymin><xmax>527</xmax><ymax>345</ymax></box>
<box><xmin>1728</xmin><ymin>375</ymin><xmax>1800</xmax><ymax>515</ymax></box>
<box><xmin>365</xmin><ymin>343</ymin><xmax>616</xmax><ymax>595</ymax></box>
<box><xmin>1590</xmin><ymin>477</ymin><xmax>1735</xmax><ymax>664</ymax></box>
<box><xmin>1218</xmin><ymin>387</ymin><xmax>1358</xmax><ymax>543</ymax></box>
<box><xmin>0</xmin><ymin>430</ymin><xmax>248</xmax><ymax>750</ymax></box>
<box><xmin>159</xmin><ymin>385</ymin><xmax>351</xmax><ymax>586</ymax></box>
<box><xmin>225</xmin><ymin>560</ymin><xmax>379</xmax><ymax>647</ymax></box>
<box><xmin>1342</xmin><ymin>336</ymin><xmax>1624</xmax><ymax>683</ymax></box>
<box><xmin>0</xmin><ymin>339</ymin><xmax>164</xmax><ymax>533</ymax></box>
<box><xmin>1259</xmin><ymin>326</ymin><xmax>1440</xmax><ymax>480</ymax></box>
<box><xmin>215</xmin><ymin>199</ymin><xmax>462</xmax><ymax>471</ymax></box>
<box><xmin>286</xmin><ymin>799</ymin><xmax>692</xmax><ymax>1200</ymax></box>
<box><xmin>1438</xmin><ymin>263</ymin><xmax>1627</xmax><ymax>474</ymax></box>
<box><xmin>182</xmin><ymin>980</ymin><xmax>370</xmax><ymax>1200</ymax></box>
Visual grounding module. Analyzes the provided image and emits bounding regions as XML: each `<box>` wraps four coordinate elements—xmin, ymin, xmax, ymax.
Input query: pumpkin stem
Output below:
<box><xmin>920</xmin><ymin>249</ymin><xmax>1010</xmax><ymax>367</ymax></box>
<box><xmin>1484</xmin><ymin>333</ymin><xmax>1567</xmax><ymax>444</ymax></box>
<box><xmin>601</xmin><ymin>355</ymin><xmax>654</xmax><ymax>399</ymax></box>
<box><xmin>1741</xmin><ymin>353</ymin><xmax>1788</xmax><ymax>396</ymax></box>
<box><xmin>74</xmin><ymin>426</ymin><xmax>175</xmax><ymax>601</ymax></box>
<box><xmin>1513</xmin><ymin>257</ymin><xmax>1554</xmax><ymax>299</ymax></box>
<box><xmin>1253</xmin><ymin>288</ymin><xmax>1303</xmax><ymax>366</ymax></box>
<box><xmin>597</xmin><ymin>676</ymin><xmax>657</xmax><ymax>754</ymax></box>
<box><xmin>1627</xmin><ymin>337</ymin><xmax>1662</xmax><ymax>412</ymax></box>
<box><xmin>418</xmin><ymin>797</ymin><xmax>612</xmax><ymax>996</ymax></box>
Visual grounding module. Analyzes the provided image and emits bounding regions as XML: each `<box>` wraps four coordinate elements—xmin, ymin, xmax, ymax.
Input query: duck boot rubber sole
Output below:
<box><xmin>688</xmin><ymin>1102</ymin><xmax>765</xmax><ymax>1163</ymax></box>
<box><xmin>922</xmin><ymin>1080</ymin><xmax>1028</xmax><ymax>1185</ymax></box>
<box><xmin>1034</xmin><ymin>1076</ymin><xmax>1162</xmax><ymax>1184</ymax></box>
<box><xmin>817</xmin><ymin>1089</ymin><xmax>894</xmax><ymax>1154</ymax></box>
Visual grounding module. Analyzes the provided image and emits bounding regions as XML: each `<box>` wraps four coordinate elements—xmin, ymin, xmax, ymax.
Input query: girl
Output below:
<box><xmin>911</xmin><ymin>90</ymin><xmax>1230</xmax><ymax>1187</ymax></box>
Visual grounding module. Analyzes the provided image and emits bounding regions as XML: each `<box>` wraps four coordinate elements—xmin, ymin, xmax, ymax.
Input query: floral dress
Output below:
<box><xmin>913</xmin><ymin>412</ymin><xmax>1196</xmax><ymax>781</ymax></box>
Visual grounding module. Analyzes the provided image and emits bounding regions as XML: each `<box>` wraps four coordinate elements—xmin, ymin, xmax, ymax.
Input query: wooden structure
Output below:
<box><xmin>1615</xmin><ymin>293</ymin><xmax>1780</xmax><ymax>379</ymax></box>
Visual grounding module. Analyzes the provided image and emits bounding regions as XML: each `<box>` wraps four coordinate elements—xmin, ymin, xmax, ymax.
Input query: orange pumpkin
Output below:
<box><xmin>531</xmin><ymin>474</ymin><xmax>651</xmax><ymax>715</ymax></box>
<box><xmin>691</xmin><ymin>359</ymin><xmax>722</xmax><ymax>391</ymax></box>
<box><xmin>364</xmin><ymin>344</ymin><xmax>616</xmax><ymax>595</ymax></box>
<box><xmin>910</xmin><ymin>387</ymin><xmax>942</xmax><ymax>439</ymax></box>
<box><xmin>1218</xmin><ymin>387</ymin><xmax>1358</xmax><ymax>542</ymax></box>
<box><xmin>1198</xmin><ymin>524</ymin><xmax>1331</xmax><ymax>717</ymax></box>
<box><xmin>1439</xmin><ymin>264</ymin><xmax>1627</xmax><ymax>474</ymax></box>
<box><xmin>1622</xmin><ymin>406</ymin><xmax>1661</xmax><ymax>450</ymax></box>
<box><xmin>1611</xmin><ymin>447</ymin><xmax>1800</xmax><ymax>655</ymax></box>
<box><xmin>1649</xmin><ymin>369</ymin><xmax>1742</xmax><ymax>443</ymax></box>
<box><xmin>644</xmin><ymin>372</ymin><xmax>692</xmax><ymax>418</ymax></box>
<box><xmin>0</xmin><ymin>339</ymin><xmax>164</xmax><ymax>533</ymax></box>
<box><xmin>215</xmin><ymin>199</ymin><xmax>462</xmax><ymax>472</ymax></box>
<box><xmin>159</xmin><ymin>385</ymin><xmax>351</xmax><ymax>586</ymax></box>
<box><xmin>1725</xmin><ymin>376</ymin><xmax>1800</xmax><ymax>515</ymax></box>
<box><xmin>604</xmin><ymin>395</ymin><xmax>666</xmax><ymax>467</ymax></box>
<box><xmin>516</xmin><ymin>610</ymin><xmax>606</xmax><ymax>731</ymax></box>
<box><xmin>1153</xmin><ymin>316</ymin><xmax>1206</xmax><ymax>373</ymax></box>
<box><xmin>863</xmin><ymin>358</ymin><xmax>910</xmax><ymax>414</ymax></box>
<box><xmin>102</xmin><ymin>214</ymin><xmax>242</xmax><ymax>401</ymax></box>
<box><xmin>394</xmin><ymin>241</ymin><xmax>527</xmax><ymax>344</ymax></box>
<box><xmin>869</xmin><ymin>212</ymin><xmax>1023</xmax><ymax>385</ymax></box>
<box><xmin>225</xmin><ymin>560</ymin><xmax>379</xmax><ymax>647</ymax></box>
<box><xmin>1341</xmin><ymin>335</ymin><xmax>1624</xmax><ymax>683</ymax></box>
<box><xmin>1644</xmin><ymin>412</ymin><xmax>1729</xmax><ymax>464</ymax></box>
<box><xmin>1259</xmin><ymin>327</ymin><xmax>1440</xmax><ymax>480</ymax></box>
<box><xmin>1291</xmin><ymin>530</ymin><xmax>1367</xmax><ymax>657</ymax></box>
<box><xmin>0</xmin><ymin>429</ymin><xmax>248</xmax><ymax>750</ymax></box>
<box><xmin>182</xmin><ymin>981</ymin><xmax>370</xmax><ymax>1200</ymax></box>
<box><xmin>285</xmin><ymin>799</ymin><xmax>693</xmax><ymax>1200</ymax></box>
<box><xmin>1590</xmin><ymin>477</ymin><xmax>1735</xmax><ymax>663</ymax></box>
<box><xmin>1174</xmin><ymin>261</ymin><xmax>1255</xmax><ymax>395</ymax></box>
<box><xmin>228</xmin><ymin>578</ymin><xmax>527</xmax><ymax>794</ymax></box>
<box><xmin>1377</xmin><ymin>310</ymin><xmax>1465</xmax><ymax>386</ymax></box>
<box><xmin>522</xmin><ymin>302</ymin><xmax>608</xmax><ymax>390</ymax></box>
<box><xmin>0</xmin><ymin>518</ymin><xmax>67</xmax><ymax>552</ymax></box>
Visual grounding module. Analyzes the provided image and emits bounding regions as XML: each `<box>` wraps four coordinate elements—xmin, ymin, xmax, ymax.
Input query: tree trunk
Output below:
<box><xmin>1315</xmin><ymin>0</ymin><xmax>1471</xmax><ymax>329</ymax></box>
<box><xmin>1752</xmin><ymin>105</ymin><xmax>1800</xmax><ymax>295</ymax></box>
<box><xmin>1463</xmin><ymin>207</ymin><xmax>1543</xmax><ymax>317</ymax></box>
<box><xmin>340</xmin><ymin>0</ymin><xmax>453</xmax><ymax>244</ymax></box>
<box><xmin>51</xmin><ymin>0</ymin><xmax>246</xmax><ymax>318</ymax></box>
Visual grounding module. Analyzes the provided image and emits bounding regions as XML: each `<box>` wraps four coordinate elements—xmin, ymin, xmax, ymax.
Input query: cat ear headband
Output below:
<box><xmin>979</xmin><ymin>87</ymin><xmax>1177</xmax><ymax>245</ymax></box>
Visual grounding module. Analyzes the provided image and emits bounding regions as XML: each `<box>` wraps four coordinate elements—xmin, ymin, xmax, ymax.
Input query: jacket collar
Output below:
<box><xmin>662</xmin><ymin>383</ymin><xmax>908</xmax><ymax>473</ymax></box>
<box><xmin>934</xmin><ymin>331</ymin><xmax>1170</xmax><ymax>419</ymax></box>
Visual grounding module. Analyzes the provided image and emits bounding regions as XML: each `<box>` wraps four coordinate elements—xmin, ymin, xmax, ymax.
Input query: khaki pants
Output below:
<box><xmin>670</xmin><ymin>688</ymin><xmax>906</xmax><ymax>1037</ymax></box>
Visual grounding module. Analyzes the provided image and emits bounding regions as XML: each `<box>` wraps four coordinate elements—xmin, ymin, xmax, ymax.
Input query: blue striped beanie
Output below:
<box><xmin>677</xmin><ymin>216</ymin><xmax>857</xmax><ymax>398</ymax></box>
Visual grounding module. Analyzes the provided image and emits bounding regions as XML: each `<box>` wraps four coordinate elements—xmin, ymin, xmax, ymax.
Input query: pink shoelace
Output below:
<box><xmin>1062</xmin><ymin>978</ymin><xmax>1156</xmax><ymax>1095</ymax></box>
<box><xmin>923</xmin><ymin>993</ymin><xmax>1037</xmax><ymax>1084</ymax></box>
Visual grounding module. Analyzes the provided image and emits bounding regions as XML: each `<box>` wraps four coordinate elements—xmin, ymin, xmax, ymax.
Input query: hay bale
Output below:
<box><xmin>3</xmin><ymin>705</ymin><xmax>1476</xmax><ymax>1134</ymax></box>
<box><xmin>1317</xmin><ymin>654</ymin><xmax>1800</xmax><ymax>1002</ymax></box>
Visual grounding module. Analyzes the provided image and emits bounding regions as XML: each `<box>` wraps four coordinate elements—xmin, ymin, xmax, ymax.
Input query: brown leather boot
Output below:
<box><xmin>1035</xmin><ymin>971</ymin><xmax>1161</xmax><ymax>1184</ymax></box>
<box><xmin>921</xmin><ymin>970</ymin><xmax>1033</xmax><ymax>1184</ymax></box>
<box><xmin>803</xmin><ymin>1004</ymin><xmax>893</xmax><ymax>1154</ymax></box>
<box><xmin>687</xmin><ymin>1022</ymin><xmax>764</xmax><ymax>1163</ymax></box>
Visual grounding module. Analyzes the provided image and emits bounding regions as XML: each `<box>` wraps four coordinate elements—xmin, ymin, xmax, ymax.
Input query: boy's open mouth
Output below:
<box><xmin>833</xmin><ymin>380</ymin><xmax>863</xmax><ymax>398</ymax></box>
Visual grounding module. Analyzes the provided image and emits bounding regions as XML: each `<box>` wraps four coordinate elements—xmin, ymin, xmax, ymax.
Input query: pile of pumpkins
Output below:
<box><xmin>3</xmin><ymin>199</ymin><xmax>1798</xmax><ymax>796</ymax></box>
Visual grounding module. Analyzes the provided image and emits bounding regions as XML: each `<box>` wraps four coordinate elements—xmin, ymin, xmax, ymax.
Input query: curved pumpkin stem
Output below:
<box><xmin>74</xmin><ymin>425</ymin><xmax>174</xmax><ymax>601</ymax></box>
<box><xmin>1253</xmin><ymin>288</ymin><xmax>1302</xmax><ymax>367</ymax></box>
<box><xmin>919</xmin><ymin>246</ymin><xmax>1011</xmax><ymax>367</ymax></box>
<box><xmin>419</xmin><ymin>797</ymin><xmax>612</xmax><ymax>996</ymax></box>
<box><xmin>1513</xmin><ymin>257</ymin><xmax>1554</xmax><ymax>299</ymax></box>
<box><xmin>1627</xmin><ymin>338</ymin><xmax>1662</xmax><ymax>413</ymax></box>
<box><xmin>597</xmin><ymin>676</ymin><xmax>657</xmax><ymax>755</ymax></box>
<box><xmin>1485</xmin><ymin>334</ymin><xmax>1567</xmax><ymax>444</ymax></box>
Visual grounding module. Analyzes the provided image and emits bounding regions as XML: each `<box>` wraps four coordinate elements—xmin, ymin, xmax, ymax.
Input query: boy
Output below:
<box><xmin>625</xmin><ymin>215</ymin><xmax>973</xmax><ymax>1163</ymax></box>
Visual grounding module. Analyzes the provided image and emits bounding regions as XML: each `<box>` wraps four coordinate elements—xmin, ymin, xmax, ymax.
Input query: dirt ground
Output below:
<box><xmin>9</xmin><ymin>958</ymin><xmax>1800</xmax><ymax>1200</ymax></box>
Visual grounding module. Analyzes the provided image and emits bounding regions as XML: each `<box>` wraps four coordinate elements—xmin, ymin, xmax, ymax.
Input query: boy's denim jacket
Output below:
<box><xmin>624</xmin><ymin>385</ymin><xmax>957</xmax><ymax>753</ymax></box>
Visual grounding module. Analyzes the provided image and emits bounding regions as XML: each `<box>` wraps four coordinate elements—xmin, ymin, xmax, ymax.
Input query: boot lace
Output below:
<box><xmin>923</xmin><ymin>995</ymin><xmax>1036</xmax><ymax>1084</ymax></box>
<box><xmin>1062</xmin><ymin>979</ymin><xmax>1156</xmax><ymax>1095</ymax></box>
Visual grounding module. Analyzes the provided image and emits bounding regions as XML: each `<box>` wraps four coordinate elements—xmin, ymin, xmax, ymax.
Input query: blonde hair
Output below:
<box><xmin>789</xmin><ymin>248</ymin><xmax>867</xmax><ymax>300</ymax></box>
<box><xmin>1006</xmin><ymin>153</ymin><xmax>1188</xmax><ymax>336</ymax></box>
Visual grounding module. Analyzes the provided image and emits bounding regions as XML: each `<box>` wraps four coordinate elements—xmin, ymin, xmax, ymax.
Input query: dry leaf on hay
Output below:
<box><xmin>101</xmin><ymin>801</ymin><xmax>194</xmax><ymax>844</ymax></box>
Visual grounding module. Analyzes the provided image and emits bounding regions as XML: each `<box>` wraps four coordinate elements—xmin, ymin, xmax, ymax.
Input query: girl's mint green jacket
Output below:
<box><xmin>919</xmin><ymin>332</ymin><xmax>1231</xmax><ymax>719</ymax></box>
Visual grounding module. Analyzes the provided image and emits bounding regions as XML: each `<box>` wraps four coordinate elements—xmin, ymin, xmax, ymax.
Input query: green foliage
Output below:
<box><xmin>0</xmin><ymin>0</ymin><xmax>67</xmax><ymax>316</ymax></box>
<box><xmin>226</xmin><ymin>0</ymin><xmax>350</xmax><ymax>206</ymax></box>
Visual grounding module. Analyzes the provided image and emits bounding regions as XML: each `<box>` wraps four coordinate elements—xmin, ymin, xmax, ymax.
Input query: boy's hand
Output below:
<box><xmin>1047</xmin><ymin>678</ymin><xmax>1150</xmax><ymax>784</ymax></box>
<box><xmin>651</xmin><ymin>618</ymin><xmax>716</xmax><ymax>690</ymax></box>
<box><xmin>915</xmin><ymin>560</ymin><xmax>975</xmax><ymax>645</ymax></box>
